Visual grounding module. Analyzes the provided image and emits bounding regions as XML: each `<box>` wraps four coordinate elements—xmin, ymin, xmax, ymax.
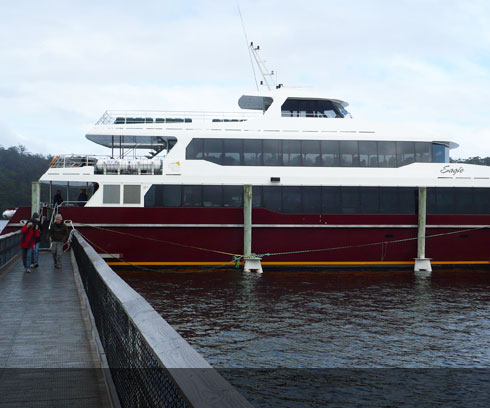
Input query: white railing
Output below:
<box><xmin>95</xmin><ymin>109</ymin><xmax>263</xmax><ymax>126</ymax></box>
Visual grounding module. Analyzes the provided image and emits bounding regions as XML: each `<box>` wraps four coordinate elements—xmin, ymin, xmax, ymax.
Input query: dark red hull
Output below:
<box><xmin>4</xmin><ymin>207</ymin><xmax>490</xmax><ymax>268</ymax></box>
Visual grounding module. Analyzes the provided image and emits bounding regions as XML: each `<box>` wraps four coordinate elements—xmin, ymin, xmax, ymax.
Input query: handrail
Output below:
<box><xmin>0</xmin><ymin>230</ymin><xmax>21</xmax><ymax>270</ymax></box>
<box><xmin>96</xmin><ymin>109</ymin><xmax>262</xmax><ymax>125</ymax></box>
<box><xmin>72</xmin><ymin>231</ymin><xmax>252</xmax><ymax>408</ymax></box>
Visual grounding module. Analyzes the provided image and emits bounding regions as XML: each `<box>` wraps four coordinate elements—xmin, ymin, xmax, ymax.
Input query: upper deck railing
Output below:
<box><xmin>96</xmin><ymin>110</ymin><xmax>263</xmax><ymax>126</ymax></box>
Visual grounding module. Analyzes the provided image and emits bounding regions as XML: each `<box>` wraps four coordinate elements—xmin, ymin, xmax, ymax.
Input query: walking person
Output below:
<box><xmin>49</xmin><ymin>214</ymin><xmax>69</xmax><ymax>269</ymax></box>
<box><xmin>20</xmin><ymin>221</ymin><xmax>40</xmax><ymax>273</ymax></box>
<box><xmin>29</xmin><ymin>213</ymin><xmax>42</xmax><ymax>268</ymax></box>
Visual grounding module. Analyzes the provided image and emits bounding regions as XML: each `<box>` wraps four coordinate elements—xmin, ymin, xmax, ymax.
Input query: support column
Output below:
<box><xmin>243</xmin><ymin>185</ymin><xmax>262</xmax><ymax>273</ymax></box>
<box><xmin>31</xmin><ymin>181</ymin><xmax>41</xmax><ymax>216</ymax></box>
<box><xmin>243</xmin><ymin>185</ymin><xmax>252</xmax><ymax>257</ymax></box>
<box><xmin>415</xmin><ymin>186</ymin><xmax>432</xmax><ymax>272</ymax></box>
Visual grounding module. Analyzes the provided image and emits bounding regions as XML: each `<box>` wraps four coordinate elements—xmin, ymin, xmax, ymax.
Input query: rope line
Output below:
<box><xmin>74</xmin><ymin>222</ymin><xmax>240</xmax><ymax>257</ymax></box>
<box><xmin>255</xmin><ymin>225</ymin><xmax>490</xmax><ymax>258</ymax></box>
<box><xmin>76</xmin><ymin>229</ymin><xmax>237</xmax><ymax>273</ymax></box>
<box><xmin>71</xmin><ymin>222</ymin><xmax>489</xmax><ymax>261</ymax></box>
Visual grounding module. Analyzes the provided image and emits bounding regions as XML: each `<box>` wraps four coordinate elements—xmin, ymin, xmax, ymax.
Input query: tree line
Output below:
<box><xmin>0</xmin><ymin>144</ymin><xmax>489</xmax><ymax>211</ymax></box>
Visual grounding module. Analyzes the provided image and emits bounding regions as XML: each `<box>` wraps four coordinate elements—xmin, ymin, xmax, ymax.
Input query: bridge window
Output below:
<box><xmin>281</xmin><ymin>98</ymin><xmax>345</xmax><ymax>118</ymax></box>
<box><xmin>432</xmin><ymin>143</ymin><xmax>449</xmax><ymax>163</ymax></box>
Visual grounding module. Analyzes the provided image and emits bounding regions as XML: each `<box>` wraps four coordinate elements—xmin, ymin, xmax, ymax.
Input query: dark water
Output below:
<box><xmin>119</xmin><ymin>268</ymin><xmax>490</xmax><ymax>406</ymax></box>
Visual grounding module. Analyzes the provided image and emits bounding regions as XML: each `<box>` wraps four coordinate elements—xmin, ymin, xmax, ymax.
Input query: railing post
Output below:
<box><xmin>243</xmin><ymin>185</ymin><xmax>252</xmax><ymax>257</ymax></box>
<box><xmin>31</xmin><ymin>181</ymin><xmax>41</xmax><ymax>216</ymax></box>
<box><xmin>415</xmin><ymin>186</ymin><xmax>431</xmax><ymax>272</ymax></box>
<box><xmin>243</xmin><ymin>185</ymin><xmax>262</xmax><ymax>273</ymax></box>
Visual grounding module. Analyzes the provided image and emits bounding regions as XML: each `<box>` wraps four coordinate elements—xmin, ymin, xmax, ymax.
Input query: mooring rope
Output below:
<box><xmin>69</xmin><ymin>222</ymin><xmax>489</xmax><ymax>263</ymax></box>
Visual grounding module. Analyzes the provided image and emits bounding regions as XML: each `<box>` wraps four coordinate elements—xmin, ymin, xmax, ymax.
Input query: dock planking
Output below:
<box><xmin>0</xmin><ymin>252</ymin><xmax>109</xmax><ymax>407</ymax></box>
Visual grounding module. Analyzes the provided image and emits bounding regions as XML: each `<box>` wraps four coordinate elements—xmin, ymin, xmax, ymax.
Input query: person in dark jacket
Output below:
<box><xmin>49</xmin><ymin>214</ymin><xmax>69</xmax><ymax>269</ymax></box>
<box><xmin>29</xmin><ymin>212</ymin><xmax>42</xmax><ymax>268</ymax></box>
<box><xmin>53</xmin><ymin>189</ymin><xmax>64</xmax><ymax>207</ymax></box>
<box><xmin>77</xmin><ymin>188</ymin><xmax>88</xmax><ymax>206</ymax></box>
<box><xmin>20</xmin><ymin>221</ymin><xmax>40</xmax><ymax>273</ymax></box>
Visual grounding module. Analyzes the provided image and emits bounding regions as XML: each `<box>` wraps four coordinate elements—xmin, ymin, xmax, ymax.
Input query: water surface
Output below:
<box><xmin>119</xmin><ymin>268</ymin><xmax>490</xmax><ymax>406</ymax></box>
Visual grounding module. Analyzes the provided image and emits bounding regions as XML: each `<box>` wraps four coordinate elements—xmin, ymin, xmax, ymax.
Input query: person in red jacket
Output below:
<box><xmin>20</xmin><ymin>221</ymin><xmax>40</xmax><ymax>273</ymax></box>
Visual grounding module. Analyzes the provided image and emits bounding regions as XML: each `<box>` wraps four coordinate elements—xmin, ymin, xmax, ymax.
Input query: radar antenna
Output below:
<box><xmin>249</xmin><ymin>42</ymin><xmax>277</xmax><ymax>91</ymax></box>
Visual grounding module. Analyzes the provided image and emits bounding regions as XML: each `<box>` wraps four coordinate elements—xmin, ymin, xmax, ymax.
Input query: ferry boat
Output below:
<box><xmin>3</xmin><ymin>48</ymin><xmax>490</xmax><ymax>270</ymax></box>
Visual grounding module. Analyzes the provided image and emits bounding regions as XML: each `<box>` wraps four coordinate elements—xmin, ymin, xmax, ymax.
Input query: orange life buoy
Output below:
<box><xmin>49</xmin><ymin>155</ymin><xmax>59</xmax><ymax>167</ymax></box>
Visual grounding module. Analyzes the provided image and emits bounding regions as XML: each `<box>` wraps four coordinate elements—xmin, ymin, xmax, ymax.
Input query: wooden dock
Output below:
<box><xmin>0</xmin><ymin>251</ymin><xmax>110</xmax><ymax>407</ymax></box>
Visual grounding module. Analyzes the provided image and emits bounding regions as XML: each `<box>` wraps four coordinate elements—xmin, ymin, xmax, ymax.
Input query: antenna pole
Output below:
<box><xmin>249</xmin><ymin>43</ymin><xmax>275</xmax><ymax>91</ymax></box>
<box><xmin>237</xmin><ymin>2</ymin><xmax>259</xmax><ymax>91</ymax></box>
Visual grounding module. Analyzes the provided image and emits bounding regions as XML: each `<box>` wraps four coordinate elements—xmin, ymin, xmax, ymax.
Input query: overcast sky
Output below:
<box><xmin>1</xmin><ymin>0</ymin><xmax>489</xmax><ymax>158</ymax></box>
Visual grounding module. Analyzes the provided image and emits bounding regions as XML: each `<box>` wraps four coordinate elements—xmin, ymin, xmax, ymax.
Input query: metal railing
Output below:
<box><xmin>71</xmin><ymin>232</ymin><xmax>252</xmax><ymax>408</ymax></box>
<box><xmin>0</xmin><ymin>230</ymin><xmax>20</xmax><ymax>269</ymax></box>
<box><xmin>96</xmin><ymin>110</ymin><xmax>262</xmax><ymax>126</ymax></box>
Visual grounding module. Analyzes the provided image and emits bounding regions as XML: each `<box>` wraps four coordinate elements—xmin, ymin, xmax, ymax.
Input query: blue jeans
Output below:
<box><xmin>21</xmin><ymin>248</ymin><xmax>32</xmax><ymax>269</ymax></box>
<box><xmin>32</xmin><ymin>242</ymin><xmax>40</xmax><ymax>264</ymax></box>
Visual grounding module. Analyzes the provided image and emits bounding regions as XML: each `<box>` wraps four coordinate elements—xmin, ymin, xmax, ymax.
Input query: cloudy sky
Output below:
<box><xmin>1</xmin><ymin>0</ymin><xmax>489</xmax><ymax>158</ymax></box>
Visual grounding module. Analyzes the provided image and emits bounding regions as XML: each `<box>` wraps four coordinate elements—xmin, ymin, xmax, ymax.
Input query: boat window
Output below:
<box><xmin>203</xmin><ymin>185</ymin><xmax>223</xmax><ymax>207</ymax></box>
<box><xmin>302</xmin><ymin>140</ymin><xmax>321</xmax><ymax>166</ymax></box>
<box><xmin>282</xmin><ymin>186</ymin><xmax>302</xmax><ymax>213</ymax></box>
<box><xmin>378</xmin><ymin>141</ymin><xmax>397</xmax><ymax>168</ymax></box>
<box><xmin>103</xmin><ymin>185</ymin><xmax>120</xmax><ymax>204</ymax></box>
<box><xmin>223</xmin><ymin>186</ymin><xmax>243</xmax><ymax>207</ymax></box>
<box><xmin>359</xmin><ymin>141</ymin><xmax>378</xmax><ymax>167</ymax></box>
<box><xmin>454</xmin><ymin>187</ymin><xmax>473</xmax><ymax>214</ymax></box>
<box><xmin>340</xmin><ymin>141</ymin><xmax>359</xmax><ymax>167</ymax></box>
<box><xmin>263</xmin><ymin>186</ymin><xmax>282</xmax><ymax>212</ymax></box>
<box><xmin>144</xmin><ymin>185</ymin><xmax>489</xmax><ymax>215</ymax></box>
<box><xmin>432</xmin><ymin>143</ymin><xmax>449</xmax><ymax>163</ymax></box>
<box><xmin>283</xmin><ymin>140</ymin><xmax>302</xmax><ymax>166</ymax></box>
<box><xmin>379</xmin><ymin>187</ymin><xmax>399</xmax><ymax>214</ymax></box>
<box><xmin>123</xmin><ymin>185</ymin><xmax>141</xmax><ymax>204</ymax></box>
<box><xmin>204</xmin><ymin>139</ymin><xmax>223</xmax><ymax>165</ymax></box>
<box><xmin>397</xmin><ymin>142</ymin><xmax>415</xmax><ymax>166</ymax></box>
<box><xmin>183</xmin><ymin>185</ymin><xmax>202</xmax><ymax>207</ymax></box>
<box><xmin>322</xmin><ymin>187</ymin><xmax>341</xmax><ymax>213</ymax></box>
<box><xmin>252</xmin><ymin>186</ymin><xmax>263</xmax><ymax>208</ymax></box>
<box><xmin>186</xmin><ymin>138</ymin><xmax>204</xmax><ymax>160</ymax></box>
<box><xmin>163</xmin><ymin>185</ymin><xmax>182</xmax><ymax>206</ymax></box>
<box><xmin>360</xmin><ymin>187</ymin><xmax>380</xmax><ymax>214</ymax></box>
<box><xmin>341</xmin><ymin>187</ymin><xmax>361</xmax><ymax>213</ymax></box>
<box><xmin>303</xmin><ymin>186</ymin><xmax>322</xmax><ymax>213</ymax></box>
<box><xmin>321</xmin><ymin>141</ymin><xmax>340</xmax><ymax>167</ymax></box>
<box><xmin>187</xmin><ymin>138</ymin><xmax>446</xmax><ymax>168</ymax></box>
<box><xmin>398</xmin><ymin>188</ymin><xmax>417</xmax><ymax>214</ymax></box>
<box><xmin>263</xmin><ymin>140</ymin><xmax>282</xmax><ymax>166</ymax></box>
<box><xmin>243</xmin><ymin>139</ymin><xmax>262</xmax><ymax>166</ymax></box>
<box><xmin>415</xmin><ymin>142</ymin><xmax>431</xmax><ymax>163</ymax></box>
<box><xmin>223</xmin><ymin>139</ymin><xmax>242</xmax><ymax>166</ymax></box>
<box><xmin>473</xmin><ymin>188</ymin><xmax>490</xmax><ymax>214</ymax></box>
<box><xmin>434</xmin><ymin>187</ymin><xmax>454</xmax><ymax>214</ymax></box>
<box><xmin>238</xmin><ymin>95</ymin><xmax>273</xmax><ymax>112</ymax></box>
<box><xmin>281</xmin><ymin>98</ymin><xmax>345</xmax><ymax>118</ymax></box>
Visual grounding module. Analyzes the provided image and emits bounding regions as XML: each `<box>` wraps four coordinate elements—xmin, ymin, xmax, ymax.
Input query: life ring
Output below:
<box><xmin>49</xmin><ymin>155</ymin><xmax>59</xmax><ymax>167</ymax></box>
